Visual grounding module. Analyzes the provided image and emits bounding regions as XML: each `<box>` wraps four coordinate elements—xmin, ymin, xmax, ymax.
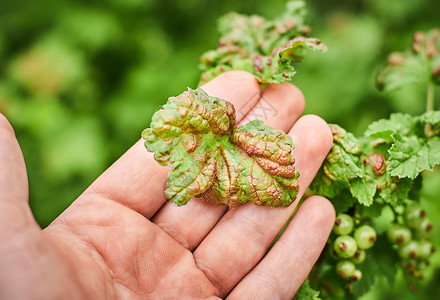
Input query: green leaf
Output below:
<box><xmin>143</xmin><ymin>88</ymin><xmax>299</xmax><ymax>207</ymax></box>
<box><xmin>419</xmin><ymin>110</ymin><xmax>440</xmax><ymax>135</ymax></box>
<box><xmin>308</xmin><ymin>168</ymin><xmax>346</xmax><ymax>198</ymax></box>
<box><xmin>359</xmin><ymin>201</ymin><xmax>384</xmax><ymax>218</ymax></box>
<box><xmin>364</xmin><ymin>113</ymin><xmax>416</xmax><ymax>141</ymax></box>
<box><xmin>388</xmin><ymin>135</ymin><xmax>440</xmax><ymax>179</ymax></box>
<box><xmin>293</xmin><ymin>278</ymin><xmax>320</xmax><ymax>300</ymax></box>
<box><xmin>350</xmin><ymin>178</ymin><xmax>377</xmax><ymax>206</ymax></box>
<box><xmin>419</xmin><ymin>110</ymin><xmax>440</xmax><ymax>126</ymax></box>
<box><xmin>329</xmin><ymin>191</ymin><xmax>357</xmax><ymax>215</ymax></box>
<box><xmin>199</xmin><ymin>0</ymin><xmax>326</xmax><ymax>85</ymax></box>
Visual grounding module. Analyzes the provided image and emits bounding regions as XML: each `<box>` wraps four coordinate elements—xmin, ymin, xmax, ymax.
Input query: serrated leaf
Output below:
<box><xmin>388</xmin><ymin>136</ymin><xmax>440</xmax><ymax>179</ymax></box>
<box><xmin>199</xmin><ymin>0</ymin><xmax>326</xmax><ymax>85</ymax></box>
<box><xmin>350</xmin><ymin>178</ymin><xmax>376</xmax><ymax>206</ymax></box>
<box><xmin>279</xmin><ymin>37</ymin><xmax>327</xmax><ymax>62</ymax></box>
<box><xmin>378</xmin><ymin>176</ymin><xmax>413</xmax><ymax>206</ymax></box>
<box><xmin>364</xmin><ymin>113</ymin><xmax>416</xmax><ymax>141</ymax></box>
<box><xmin>419</xmin><ymin>110</ymin><xmax>440</xmax><ymax>125</ymax></box>
<box><xmin>323</xmin><ymin>125</ymin><xmax>363</xmax><ymax>183</ymax></box>
<box><xmin>293</xmin><ymin>278</ymin><xmax>320</xmax><ymax>300</ymax></box>
<box><xmin>143</xmin><ymin>88</ymin><xmax>299</xmax><ymax>207</ymax></box>
<box><xmin>419</xmin><ymin>110</ymin><xmax>440</xmax><ymax>136</ymax></box>
<box><xmin>324</xmin><ymin>144</ymin><xmax>363</xmax><ymax>183</ymax></box>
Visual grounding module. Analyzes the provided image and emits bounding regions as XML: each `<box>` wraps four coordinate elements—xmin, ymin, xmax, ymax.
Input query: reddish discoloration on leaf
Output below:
<box><xmin>142</xmin><ymin>88</ymin><xmax>299</xmax><ymax>207</ymax></box>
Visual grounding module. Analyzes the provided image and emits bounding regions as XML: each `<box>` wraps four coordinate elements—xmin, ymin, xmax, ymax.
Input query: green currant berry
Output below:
<box><xmin>334</xmin><ymin>235</ymin><xmax>358</xmax><ymax>258</ymax></box>
<box><xmin>405</xmin><ymin>203</ymin><xmax>426</xmax><ymax>229</ymax></box>
<box><xmin>352</xmin><ymin>250</ymin><xmax>366</xmax><ymax>264</ymax></box>
<box><xmin>336</xmin><ymin>260</ymin><xmax>356</xmax><ymax>278</ymax></box>
<box><xmin>348</xmin><ymin>269</ymin><xmax>362</xmax><ymax>282</ymax></box>
<box><xmin>354</xmin><ymin>225</ymin><xmax>377</xmax><ymax>250</ymax></box>
<box><xmin>333</xmin><ymin>214</ymin><xmax>354</xmax><ymax>235</ymax></box>
<box><xmin>404</xmin><ymin>259</ymin><xmax>417</xmax><ymax>271</ymax></box>
<box><xmin>414</xmin><ymin>218</ymin><xmax>433</xmax><ymax>239</ymax></box>
<box><xmin>387</xmin><ymin>224</ymin><xmax>412</xmax><ymax>245</ymax></box>
<box><xmin>412</xmin><ymin>270</ymin><xmax>424</xmax><ymax>279</ymax></box>
<box><xmin>418</xmin><ymin>240</ymin><xmax>435</xmax><ymax>259</ymax></box>
<box><xmin>399</xmin><ymin>241</ymin><xmax>420</xmax><ymax>259</ymax></box>
<box><xmin>416</xmin><ymin>260</ymin><xmax>429</xmax><ymax>271</ymax></box>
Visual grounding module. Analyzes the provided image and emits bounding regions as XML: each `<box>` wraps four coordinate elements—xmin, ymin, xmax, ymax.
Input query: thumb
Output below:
<box><xmin>0</xmin><ymin>113</ymin><xmax>37</xmax><ymax>232</ymax></box>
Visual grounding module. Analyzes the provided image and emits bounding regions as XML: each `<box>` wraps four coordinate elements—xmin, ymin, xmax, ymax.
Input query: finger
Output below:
<box><xmin>80</xmin><ymin>71</ymin><xmax>260</xmax><ymax>219</ymax></box>
<box><xmin>228</xmin><ymin>196</ymin><xmax>335</xmax><ymax>299</ymax></box>
<box><xmin>0</xmin><ymin>113</ymin><xmax>28</xmax><ymax>204</ymax></box>
<box><xmin>192</xmin><ymin>115</ymin><xmax>333</xmax><ymax>297</ymax></box>
<box><xmin>0</xmin><ymin>113</ymin><xmax>36</xmax><ymax>232</ymax></box>
<box><xmin>240</xmin><ymin>82</ymin><xmax>305</xmax><ymax>132</ymax></box>
<box><xmin>151</xmin><ymin>83</ymin><xmax>305</xmax><ymax>250</ymax></box>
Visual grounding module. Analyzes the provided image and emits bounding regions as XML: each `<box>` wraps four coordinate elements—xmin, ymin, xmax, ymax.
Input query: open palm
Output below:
<box><xmin>0</xmin><ymin>71</ymin><xmax>335</xmax><ymax>299</ymax></box>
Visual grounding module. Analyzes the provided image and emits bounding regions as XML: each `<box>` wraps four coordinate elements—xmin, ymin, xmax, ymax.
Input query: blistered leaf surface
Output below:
<box><xmin>199</xmin><ymin>0</ymin><xmax>327</xmax><ymax>85</ymax></box>
<box><xmin>142</xmin><ymin>88</ymin><xmax>299</xmax><ymax>207</ymax></box>
<box><xmin>310</xmin><ymin>109</ymin><xmax>440</xmax><ymax>210</ymax></box>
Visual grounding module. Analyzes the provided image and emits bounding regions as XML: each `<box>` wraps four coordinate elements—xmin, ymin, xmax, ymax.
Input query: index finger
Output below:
<box><xmin>77</xmin><ymin>71</ymin><xmax>260</xmax><ymax>218</ymax></box>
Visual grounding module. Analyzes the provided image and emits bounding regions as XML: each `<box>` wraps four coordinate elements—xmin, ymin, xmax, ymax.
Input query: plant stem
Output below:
<box><xmin>387</xmin><ymin>203</ymin><xmax>399</xmax><ymax>221</ymax></box>
<box><xmin>425</xmin><ymin>82</ymin><xmax>434</xmax><ymax>136</ymax></box>
<box><xmin>427</xmin><ymin>82</ymin><xmax>434</xmax><ymax>113</ymax></box>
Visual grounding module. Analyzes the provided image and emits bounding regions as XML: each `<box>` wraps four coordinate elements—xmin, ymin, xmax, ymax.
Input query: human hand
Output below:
<box><xmin>0</xmin><ymin>71</ymin><xmax>335</xmax><ymax>299</ymax></box>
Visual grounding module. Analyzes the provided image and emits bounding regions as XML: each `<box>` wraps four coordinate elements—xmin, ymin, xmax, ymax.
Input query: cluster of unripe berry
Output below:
<box><xmin>331</xmin><ymin>214</ymin><xmax>377</xmax><ymax>282</ymax></box>
<box><xmin>387</xmin><ymin>203</ymin><xmax>435</xmax><ymax>279</ymax></box>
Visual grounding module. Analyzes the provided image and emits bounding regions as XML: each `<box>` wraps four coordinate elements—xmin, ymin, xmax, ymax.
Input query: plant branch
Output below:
<box><xmin>427</xmin><ymin>82</ymin><xmax>434</xmax><ymax>113</ymax></box>
<box><xmin>425</xmin><ymin>82</ymin><xmax>435</xmax><ymax>136</ymax></box>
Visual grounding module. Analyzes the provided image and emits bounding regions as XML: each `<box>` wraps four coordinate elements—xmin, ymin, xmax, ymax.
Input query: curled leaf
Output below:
<box><xmin>199</xmin><ymin>0</ymin><xmax>326</xmax><ymax>85</ymax></box>
<box><xmin>142</xmin><ymin>88</ymin><xmax>299</xmax><ymax>207</ymax></box>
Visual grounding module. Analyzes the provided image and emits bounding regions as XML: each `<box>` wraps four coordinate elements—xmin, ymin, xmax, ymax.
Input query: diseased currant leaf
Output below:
<box><xmin>376</xmin><ymin>29</ymin><xmax>440</xmax><ymax>91</ymax></box>
<box><xmin>378</xmin><ymin>176</ymin><xmax>413</xmax><ymax>206</ymax></box>
<box><xmin>199</xmin><ymin>0</ymin><xmax>327</xmax><ymax>85</ymax></box>
<box><xmin>142</xmin><ymin>88</ymin><xmax>299</xmax><ymax>207</ymax></box>
<box><xmin>364</xmin><ymin>113</ymin><xmax>416</xmax><ymax>141</ymax></box>
<box><xmin>310</xmin><ymin>120</ymin><xmax>417</xmax><ymax>209</ymax></box>
<box><xmin>323</xmin><ymin>125</ymin><xmax>363</xmax><ymax>183</ymax></box>
<box><xmin>324</xmin><ymin>144</ymin><xmax>363</xmax><ymax>183</ymax></box>
<box><xmin>388</xmin><ymin>135</ymin><xmax>440</xmax><ymax>179</ymax></box>
<box><xmin>308</xmin><ymin>124</ymin><xmax>365</xmax><ymax>207</ymax></box>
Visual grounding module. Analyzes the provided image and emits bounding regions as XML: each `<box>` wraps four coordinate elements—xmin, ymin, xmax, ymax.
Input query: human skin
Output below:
<box><xmin>0</xmin><ymin>71</ymin><xmax>335</xmax><ymax>299</ymax></box>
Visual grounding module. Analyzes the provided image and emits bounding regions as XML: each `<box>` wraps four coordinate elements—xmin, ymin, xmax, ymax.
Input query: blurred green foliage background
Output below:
<box><xmin>1</xmin><ymin>0</ymin><xmax>439</xmax><ymax>298</ymax></box>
